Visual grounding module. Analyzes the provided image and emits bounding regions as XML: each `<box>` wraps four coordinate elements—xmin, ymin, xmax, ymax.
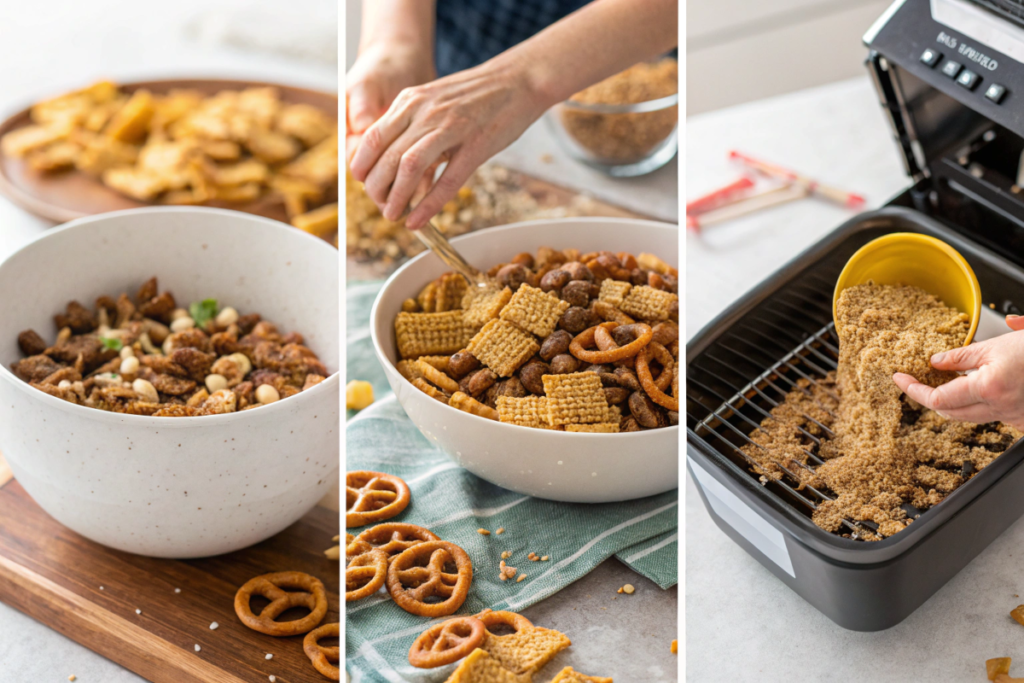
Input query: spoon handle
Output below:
<box><xmin>414</xmin><ymin>219</ymin><xmax>488</xmax><ymax>286</ymax></box>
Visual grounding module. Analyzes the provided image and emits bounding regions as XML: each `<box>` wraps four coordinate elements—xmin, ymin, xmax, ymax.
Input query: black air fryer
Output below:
<box><xmin>686</xmin><ymin>0</ymin><xmax>1024</xmax><ymax>631</ymax></box>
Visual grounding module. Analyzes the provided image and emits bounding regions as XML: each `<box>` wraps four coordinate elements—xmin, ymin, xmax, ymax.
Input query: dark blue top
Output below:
<box><xmin>435</xmin><ymin>0</ymin><xmax>592</xmax><ymax>76</ymax></box>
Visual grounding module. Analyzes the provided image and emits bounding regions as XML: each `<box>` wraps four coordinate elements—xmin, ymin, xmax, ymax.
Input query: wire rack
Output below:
<box><xmin>686</xmin><ymin>271</ymin><xmax>905</xmax><ymax>541</ymax></box>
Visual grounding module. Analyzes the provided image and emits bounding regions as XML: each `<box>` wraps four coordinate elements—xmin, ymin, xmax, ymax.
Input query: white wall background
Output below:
<box><xmin>687</xmin><ymin>0</ymin><xmax>893</xmax><ymax>115</ymax></box>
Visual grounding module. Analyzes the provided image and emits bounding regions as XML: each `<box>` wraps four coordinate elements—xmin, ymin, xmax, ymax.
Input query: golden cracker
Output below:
<box><xmin>394</xmin><ymin>311</ymin><xmax>473</xmax><ymax>359</ymax></box>
<box><xmin>481</xmin><ymin>625</ymin><xmax>572</xmax><ymax>675</ymax></box>
<box><xmin>499</xmin><ymin>284</ymin><xmax>570</xmax><ymax>338</ymax></box>
<box><xmin>450</xmin><ymin>391</ymin><xmax>499</xmax><ymax>421</ymax></box>
<box><xmin>496</xmin><ymin>395</ymin><xmax>553</xmax><ymax>428</ymax></box>
<box><xmin>598</xmin><ymin>279</ymin><xmax>632</xmax><ymax>308</ymax></box>
<box><xmin>619</xmin><ymin>285</ymin><xmax>677</xmax><ymax>322</ymax></box>
<box><xmin>467</xmin><ymin>319</ymin><xmax>539</xmax><ymax>378</ymax></box>
<box><xmin>565</xmin><ymin>423</ymin><xmax>621</xmax><ymax>433</ymax></box>
<box><xmin>542</xmin><ymin>372</ymin><xmax>610</xmax><ymax>426</ymax></box>
<box><xmin>411</xmin><ymin>377</ymin><xmax>449</xmax><ymax>403</ymax></box>
<box><xmin>463</xmin><ymin>285</ymin><xmax>513</xmax><ymax>329</ymax></box>
<box><xmin>415</xmin><ymin>359</ymin><xmax>460</xmax><ymax>394</ymax></box>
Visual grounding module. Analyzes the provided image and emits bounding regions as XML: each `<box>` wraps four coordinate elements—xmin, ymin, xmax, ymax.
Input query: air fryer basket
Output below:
<box><xmin>687</xmin><ymin>205</ymin><xmax>1024</xmax><ymax>631</ymax></box>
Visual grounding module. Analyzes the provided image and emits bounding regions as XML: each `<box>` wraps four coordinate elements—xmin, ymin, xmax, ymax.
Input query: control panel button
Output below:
<box><xmin>957</xmin><ymin>69</ymin><xmax>981</xmax><ymax>90</ymax></box>
<box><xmin>985</xmin><ymin>83</ymin><xmax>1007</xmax><ymax>103</ymax></box>
<box><xmin>920</xmin><ymin>48</ymin><xmax>942</xmax><ymax>67</ymax></box>
<box><xmin>942</xmin><ymin>60</ymin><xmax>963</xmax><ymax>78</ymax></box>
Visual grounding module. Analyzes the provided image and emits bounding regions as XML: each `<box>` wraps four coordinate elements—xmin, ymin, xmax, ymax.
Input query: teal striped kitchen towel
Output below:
<box><xmin>345</xmin><ymin>280</ymin><xmax>678</xmax><ymax>682</ymax></box>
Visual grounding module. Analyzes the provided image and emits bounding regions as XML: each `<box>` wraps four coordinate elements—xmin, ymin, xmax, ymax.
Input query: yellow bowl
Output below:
<box><xmin>832</xmin><ymin>233</ymin><xmax>981</xmax><ymax>345</ymax></box>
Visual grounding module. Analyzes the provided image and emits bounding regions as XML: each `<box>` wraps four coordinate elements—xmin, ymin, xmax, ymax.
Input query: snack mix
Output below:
<box><xmin>393</xmin><ymin>248</ymin><xmax>679</xmax><ymax>432</ymax></box>
<box><xmin>12</xmin><ymin>277</ymin><xmax>328</xmax><ymax>416</ymax></box>
<box><xmin>743</xmin><ymin>283</ymin><xmax>1022</xmax><ymax>540</ymax></box>
<box><xmin>1</xmin><ymin>81</ymin><xmax>339</xmax><ymax>241</ymax></box>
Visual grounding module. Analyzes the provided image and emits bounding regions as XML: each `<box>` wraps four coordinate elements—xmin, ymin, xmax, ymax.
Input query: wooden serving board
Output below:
<box><xmin>0</xmin><ymin>455</ymin><xmax>339</xmax><ymax>683</ymax></box>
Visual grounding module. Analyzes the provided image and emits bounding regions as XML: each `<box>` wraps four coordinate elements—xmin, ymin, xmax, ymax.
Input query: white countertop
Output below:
<box><xmin>686</xmin><ymin>76</ymin><xmax>1024</xmax><ymax>681</ymax></box>
<box><xmin>0</xmin><ymin>1</ymin><xmax>335</xmax><ymax>680</ymax></box>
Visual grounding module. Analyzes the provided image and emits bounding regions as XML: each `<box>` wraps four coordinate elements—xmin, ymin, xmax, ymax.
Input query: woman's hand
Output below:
<box><xmin>348</xmin><ymin>56</ymin><xmax>547</xmax><ymax>229</ymax></box>
<box><xmin>346</xmin><ymin>43</ymin><xmax>436</xmax><ymax>164</ymax></box>
<box><xmin>893</xmin><ymin>315</ymin><xmax>1024</xmax><ymax>430</ymax></box>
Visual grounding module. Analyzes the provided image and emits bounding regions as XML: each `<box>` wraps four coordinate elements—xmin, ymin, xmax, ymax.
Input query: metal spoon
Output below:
<box><xmin>412</xmin><ymin>216</ymin><xmax>495</xmax><ymax>289</ymax></box>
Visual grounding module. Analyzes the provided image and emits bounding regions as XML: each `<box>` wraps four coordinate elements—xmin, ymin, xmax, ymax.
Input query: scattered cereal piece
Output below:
<box><xmin>269</xmin><ymin>677</ymin><xmax>277</xmax><ymax>683</ymax></box>
<box><xmin>395</xmin><ymin>310</ymin><xmax>474</xmax><ymax>359</ymax></box>
<box><xmin>528</xmin><ymin>552</ymin><xmax>538</xmax><ymax>561</ymax></box>
<box><xmin>543</xmin><ymin>373</ymin><xmax>610</xmax><ymax>426</ymax></box>
<box><xmin>988</xmin><ymin>658</ymin><xmax>1012</xmax><ymax>680</ymax></box>
<box><xmin>324</xmin><ymin>544</ymin><xmax>341</xmax><ymax>560</ymax></box>
<box><xmin>1012</xmin><ymin>605</ymin><xmax>1024</xmax><ymax>627</ymax></box>
<box><xmin>501</xmin><ymin>551</ymin><xmax>512</xmax><ymax>559</ymax></box>
<box><xmin>517</xmin><ymin>574</ymin><xmax>526</xmax><ymax>582</ymax></box>
<box><xmin>346</xmin><ymin>380</ymin><xmax>374</xmax><ymax>410</ymax></box>
<box><xmin>265</xmin><ymin>653</ymin><xmax>274</xmax><ymax>660</ymax></box>
<box><xmin>135</xmin><ymin>609</ymin><xmax>142</xmax><ymax>615</ymax></box>
<box><xmin>616</xmin><ymin>587</ymin><xmax>623</xmax><ymax>594</ymax></box>
<box><xmin>69</xmin><ymin>676</ymin><xmax>76</xmax><ymax>682</ymax></box>
<box><xmin>623</xmin><ymin>584</ymin><xmax>635</xmax><ymax>595</ymax></box>
<box><xmin>598</xmin><ymin>279</ymin><xmax>632</xmax><ymax>308</ymax></box>
<box><xmin>209</xmin><ymin>621</ymin><xmax>219</xmax><ymax>630</ymax></box>
<box><xmin>463</xmin><ymin>285</ymin><xmax>513</xmax><ymax>329</ymax></box>
<box><xmin>671</xmin><ymin>639</ymin><xmax>678</xmax><ymax>654</ymax></box>
<box><xmin>99</xmin><ymin>586</ymin><xmax>104</xmax><ymax>591</ymax></box>
<box><xmin>478</xmin><ymin>528</ymin><xmax>491</xmax><ymax>536</ymax></box>
<box><xmin>496</xmin><ymin>527</ymin><xmax>505</xmax><ymax>534</ymax></box>
<box><xmin>500</xmin><ymin>284</ymin><xmax>570</xmax><ymax>337</ymax></box>
<box><xmin>467</xmin><ymin>319</ymin><xmax>539</xmax><ymax>377</ymax></box>
<box><xmin>548</xmin><ymin>666</ymin><xmax>612</xmax><ymax>682</ymax></box>
<box><xmin>194</xmin><ymin>644</ymin><xmax>201</xmax><ymax>653</ymax></box>
<box><xmin>619</xmin><ymin>285</ymin><xmax>677</xmax><ymax>322</ymax></box>
<box><xmin>174</xmin><ymin>588</ymin><xmax>181</xmax><ymax>594</ymax></box>
<box><xmin>541</xmin><ymin>556</ymin><xmax>549</xmax><ymax>561</ymax></box>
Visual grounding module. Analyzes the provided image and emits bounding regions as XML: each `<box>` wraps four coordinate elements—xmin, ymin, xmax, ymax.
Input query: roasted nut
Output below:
<box><xmin>630</xmin><ymin>268</ymin><xmax>649</xmax><ymax>286</ymax></box>
<box><xmin>612</xmin><ymin>367</ymin><xmax>642</xmax><ymax>391</ymax></box>
<box><xmin>629</xmin><ymin>391</ymin><xmax>664</xmax><ymax>429</ymax></box>
<box><xmin>582</xmin><ymin>363</ymin><xmax>612</xmax><ymax>374</ymax></box>
<box><xmin>205</xmin><ymin>373</ymin><xmax>229</xmax><ymax>393</ymax></box>
<box><xmin>539</xmin><ymin>330</ymin><xmax>572</xmax><ymax>360</ymax></box>
<box><xmin>170</xmin><ymin>317</ymin><xmax>196</xmax><ymax>333</ymax></box>
<box><xmin>560</xmin><ymin>280</ymin><xmax>592</xmax><ymax>307</ymax></box>
<box><xmin>651</xmin><ymin>322</ymin><xmax>679</xmax><ymax>346</ymax></box>
<box><xmin>215</xmin><ymin>306</ymin><xmax>239</xmax><ymax>327</ymax></box>
<box><xmin>667</xmin><ymin>410</ymin><xmax>679</xmax><ymax>426</ymax></box>
<box><xmin>558</xmin><ymin>306</ymin><xmax>592</xmax><ymax>334</ymax></box>
<box><xmin>621</xmin><ymin>415</ymin><xmax>642</xmax><ymax>432</ymax></box>
<box><xmin>539</xmin><ymin>269</ymin><xmax>571</xmax><ymax>293</ymax></box>
<box><xmin>119</xmin><ymin>356</ymin><xmax>140</xmax><ymax>375</ymax></box>
<box><xmin>132</xmin><ymin>378</ymin><xmax>159</xmax><ymax>403</ymax></box>
<box><xmin>669</xmin><ymin>299</ymin><xmax>679</xmax><ymax>322</ymax></box>
<box><xmin>519</xmin><ymin>361</ymin><xmax>550</xmax><ymax>395</ymax></box>
<box><xmin>496</xmin><ymin>263</ymin><xmax>530</xmax><ymax>292</ymax></box>
<box><xmin>448</xmin><ymin>350</ymin><xmax>480</xmax><ymax>378</ymax></box>
<box><xmin>511</xmin><ymin>252</ymin><xmax>535</xmax><ymax>269</ymax></box>
<box><xmin>492</xmin><ymin>376</ymin><xmax>526</xmax><ymax>399</ymax></box>
<box><xmin>17</xmin><ymin>330</ymin><xmax>47</xmax><ymax>356</ymax></box>
<box><xmin>255</xmin><ymin>384</ymin><xmax>280</xmax><ymax>404</ymax></box>
<box><xmin>604</xmin><ymin>387</ymin><xmax>630</xmax><ymax>404</ymax></box>
<box><xmin>536</xmin><ymin>246</ymin><xmax>567</xmax><ymax>268</ymax></box>
<box><xmin>561</xmin><ymin>261</ymin><xmax>593</xmax><ymax>282</ymax></box>
<box><xmin>550</xmin><ymin>353</ymin><xmax>580</xmax><ymax>374</ymax></box>
<box><xmin>461</xmin><ymin>368</ymin><xmax>497</xmax><ymax>397</ymax></box>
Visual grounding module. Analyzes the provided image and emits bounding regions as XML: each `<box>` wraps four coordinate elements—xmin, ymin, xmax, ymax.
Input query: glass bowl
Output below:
<box><xmin>546</xmin><ymin>92</ymin><xmax>678</xmax><ymax>177</ymax></box>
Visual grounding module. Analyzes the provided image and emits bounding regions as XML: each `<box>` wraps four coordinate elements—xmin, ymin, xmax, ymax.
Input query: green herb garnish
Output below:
<box><xmin>100</xmin><ymin>337</ymin><xmax>123</xmax><ymax>351</ymax></box>
<box><xmin>189</xmin><ymin>298</ymin><xmax>218</xmax><ymax>328</ymax></box>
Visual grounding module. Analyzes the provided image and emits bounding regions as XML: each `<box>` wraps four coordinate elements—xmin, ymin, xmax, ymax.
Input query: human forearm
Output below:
<box><xmin>493</xmin><ymin>0</ymin><xmax>678</xmax><ymax>109</ymax></box>
<box><xmin>360</xmin><ymin>0</ymin><xmax>436</xmax><ymax>56</ymax></box>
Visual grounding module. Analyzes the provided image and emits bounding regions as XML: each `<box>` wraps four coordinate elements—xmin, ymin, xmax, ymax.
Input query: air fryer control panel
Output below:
<box><xmin>866</xmin><ymin>0</ymin><xmax>1024</xmax><ymax>134</ymax></box>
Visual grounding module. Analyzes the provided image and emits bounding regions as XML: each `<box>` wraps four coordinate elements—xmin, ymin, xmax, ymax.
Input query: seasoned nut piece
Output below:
<box><xmin>604</xmin><ymin>387</ymin><xmax>630</xmax><ymax>404</ymax></box>
<box><xmin>536</xmin><ymin>246</ymin><xmax>568</xmax><ymax>268</ymax></box>
<box><xmin>202</xmin><ymin>389</ymin><xmax>238</xmax><ymax>414</ymax></box>
<box><xmin>629</xmin><ymin>391</ymin><xmax>663</xmax><ymax>429</ymax></box>
<box><xmin>558</xmin><ymin>307</ymin><xmax>593</xmax><ymax>334</ymax></box>
<box><xmin>519</xmin><ymin>361</ymin><xmax>550</xmax><ymax>395</ymax></box>
<box><xmin>651</xmin><ymin>321</ymin><xmax>679</xmax><ymax>345</ymax></box>
<box><xmin>11</xmin><ymin>355</ymin><xmax>63</xmax><ymax>383</ymax></box>
<box><xmin>496</xmin><ymin>263</ymin><xmax>530</xmax><ymax>292</ymax></box>
<box><xmin>170</xmin><ymin>347</ymin><xmax>215</xmax><ymax>383</ymax></box>
<box><xmin>54</xmin><ymin>301</ymin><xmax>96</xmax><ymax>333</ymax></box>
<box><xmin>612</xmin><ymin>367</ymin><xmax>642</xmax><ymax>391</ymax></box>
<box><xmin>561</xmin><ymin>261</ymin><xmax>593</xmax><ymax>282</ymax></box>
<box><xmin>448</xmin><ymin>350</ymin><xmax>481</xmax><ymax>378</ymax></box>
<box><xmin>620</xmin><ymin>415</ymin><xmax>642</xmax><ymax>432</ymax></box>
<box><xmin>17</xmin><ymin>330</ymin><xmax>47</xmax><ymax>356</ymax></box>
<box><xmin>550</xmin><ymin>353</ymin><xmax>580</xmax><ymax>375</ymax></box>
<box><xmin>136</xmin><ymin>277</ymin><xmax>158</xmax><ymax>305</ymax></box>
<box><xmin>539</xmin><ymin>330</ymin><xmax>572</xmax><ymax>361</ymax></box>
<box><xmin>139</xmin><ymin>292</ymin><xmax>176</xmax><ymax>322</ymax></box>
<box><xmin>560</xmin><ymin>281</ymin><xmax>592</xmax><ymax>308</ymax></box>
<box><xmin>151</xmin><ymin>373</ymin><xmax>197</xmax><ymax>396</ymax></box>
<box><xmin>461</xmin><ymin>368</ymin><xmax>498</xmax><ymax>398</ymax></box>
<box><xmin>539</xmin><ymin>269</ymin><xmax>570</xmax><ymax>293</ymax></box>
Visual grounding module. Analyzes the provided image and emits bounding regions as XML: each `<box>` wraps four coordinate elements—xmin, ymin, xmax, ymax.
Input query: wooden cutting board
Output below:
<box><xmin>0</xmin><ymin>455</ymin><xmax>339</xmax><ymax>683</ymax></box>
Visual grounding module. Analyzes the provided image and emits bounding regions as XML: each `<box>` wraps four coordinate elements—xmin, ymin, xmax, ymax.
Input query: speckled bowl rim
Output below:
<box><xmin>0</xmin><ymin>206</ymin><xmax>339</xmax><ymax>428</ymax></box>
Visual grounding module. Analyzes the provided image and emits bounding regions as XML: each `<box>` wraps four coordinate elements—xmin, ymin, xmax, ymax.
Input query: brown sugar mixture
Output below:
<box><xmin>743</xmin><ymin>283</ymin><xmax>1021</xmax><ymax>540</ymax></box>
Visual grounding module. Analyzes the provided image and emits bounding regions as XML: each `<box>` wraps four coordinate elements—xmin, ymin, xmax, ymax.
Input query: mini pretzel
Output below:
<box><xmin>347</xmin><ymin>522</ymin><xmax>440</xmax><ymax>563</ymax></box>
<box><xmin>346</xmin><ymin>549</ymin><xmax>388</xmax><ymax>602</ymax></box>
<box><xmin>303</xmin><ymin>622</ymin><xmax>340</xmax><ymax>680</ymax></box>
<box><xmin>569</xmin><ymin>322</ymin><xmax>652</xmax><ymax>364</ymax></box>
<box><xmin>408</xmin><ymin>616</ymin><xmax>486</xmax><ymax>668</ymax></box>
<box><xmin>386</xmin><ymin>540</ymin><xmax>473</xmax><ymax>617</ymax></box>
<box><xmin>346</xmin><ymin>470</ymin><xmax>411</xmax><ymax>527</ymax></box>
<box><xmin>476</xmin><ymin>609</ymin><xmax>534</xmax><ymax>634</ymax></box>
<box><xmin>234</xmin><ymin>571</ymin><xmax>328</xmax><ymax>636</ymax></box>
<box><xmin>636</xmin><ymin>341</ymin><xmax>678</xmax><ymax>411</ymax></box>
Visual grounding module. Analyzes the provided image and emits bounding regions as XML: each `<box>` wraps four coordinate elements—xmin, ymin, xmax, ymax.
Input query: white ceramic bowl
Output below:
<box><xmin>0</xmin><ymin>207</ymin><xmax>339</xmax><ymax>558</ymax></box>
<box><xmin>370</xmin><ymin>218</ymin><xmax>679</xmax><ymax>503</ymax></box>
